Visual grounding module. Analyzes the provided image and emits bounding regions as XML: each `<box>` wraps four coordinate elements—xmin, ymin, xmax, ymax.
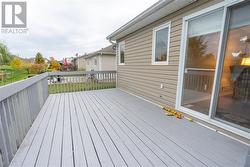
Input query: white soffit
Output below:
<box><xmin>107</xmin><ymin>0</ymin><xmax>197</xmax><ymax>41</ymax></box>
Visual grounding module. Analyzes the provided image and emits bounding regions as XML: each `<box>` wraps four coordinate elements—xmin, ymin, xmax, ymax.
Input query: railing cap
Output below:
<box><xmin>48</xmin><ymin>70</ymin><xmax>116</xmax><ymax>76</ymax></box>
<box><xmin>0</xmin><ymin>72</ymin><xmax>48</xmax><ymax>101</ymax></box>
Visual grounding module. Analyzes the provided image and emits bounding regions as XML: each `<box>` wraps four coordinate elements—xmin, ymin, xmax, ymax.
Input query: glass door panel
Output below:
<box><xmin>181</xmin><ymin>8</ymin><xmax>224</xmax><ymax>115</ymax></box>
<box><xmin>216</xmin><ymin>2</ymin><xmax>250</xmax><ymax>131</ymax></box>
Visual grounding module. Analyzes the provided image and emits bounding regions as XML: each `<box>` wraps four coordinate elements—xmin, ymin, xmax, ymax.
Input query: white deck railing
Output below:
<box><xmin>0</xmin><ymin>71</ymin><xmax>116</xmax><ymax>167</ymax></box>
<box><xmin>0</xmin><ymin>73</ymin><xmax>48</xmax><ymax>167</ymax></box>
<box><xmin>48</xmin><ymin>71</ymin><xmax>116</xmax><ymax>94</ymax></box>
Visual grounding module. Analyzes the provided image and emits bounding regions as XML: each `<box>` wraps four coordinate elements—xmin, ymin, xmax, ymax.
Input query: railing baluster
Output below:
<box><xmin>0</xmin><ymin>101</ymin><xmax>14</xmax><ymax>161</ymax></box>
<box><xmin>47</xmin><ymin>71</ymin><xmax>116</xmax><ymax>93</ymax></box>
<box><xmin>0</xmin><ymin>110</ymin><xmax>10</xmax><ymax>167</ymax></box>
<box><xmin>0</xmin><ymin>152</ymin><xmax>3</xmax><ymax>167</ymax></box>
<box><xmin>77</xmin><ymin>76</ymin><xmax>80</xmax><ymax>92</ymax></box>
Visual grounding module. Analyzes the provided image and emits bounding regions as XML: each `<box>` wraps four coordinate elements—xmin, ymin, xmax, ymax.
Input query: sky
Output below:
<box><xmin>0</xmin><ymin>0</ymin><xmax>158</xmax><ymax>60</ymax></box>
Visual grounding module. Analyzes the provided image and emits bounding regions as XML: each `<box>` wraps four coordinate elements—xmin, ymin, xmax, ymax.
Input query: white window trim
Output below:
<box><xmin>118</xmin><ymin>41</ymin><xmax>125</xmax><ymax>65</ymax></box>
<box><xmin>152</xmin><ymin>22</ymin><xmax>171</xmax><ymax>65</ymax></box>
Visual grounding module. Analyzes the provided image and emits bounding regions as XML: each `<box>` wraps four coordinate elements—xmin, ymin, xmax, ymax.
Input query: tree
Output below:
<box><xmin>49</xmin><ymin>57</ymin><xmax>61</xmax><ymax>71</ymax></box>
<box><xmin>0</xmin><ymin>42</ymin><xmax>12</xmax><ymax>65</ymax></box>
<box><xmin>22</xmin><ymin>62</ymin><xmax>32</xmax><ymax>74</ymax></box>
<box><xmin>10</xmin><ymin>57</ymin><xmax>22</xmax><ymax>70</ymax></box>
<box><xmin>187</xmin><ymin>36</ymin><xmax>217</xmax><ymax>69</ymax></box>
<box><xmin>35</xmin><ymin>52</ymin><xmax>45</xmax><ymax>64</ymax></box>
<box><xmin>187</xmin><ymin>36</ymin><xmax>208</xmax><ymax>68</ymax></box>
<box><xmin>28</xmin><ymin>63</ymin><xmax>45</xmax><ymax>74</ymax></box>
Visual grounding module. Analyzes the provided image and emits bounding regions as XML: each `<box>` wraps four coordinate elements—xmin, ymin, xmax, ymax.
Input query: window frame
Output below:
<box><xmin>152</xmin><ymin>22</ymin><xmax>171</xmax><ymax>65</ymax></box>
<box><xmin>118</xmin><ymin>41</ymin><xmax>125</xmax><ymax>65</ymax></box>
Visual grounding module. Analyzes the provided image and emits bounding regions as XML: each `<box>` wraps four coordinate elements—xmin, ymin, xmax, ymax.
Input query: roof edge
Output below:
<box><xmin>107</xmin><ymin>0</ymin><xmax>196</xmax><ymax>41</ymax></box>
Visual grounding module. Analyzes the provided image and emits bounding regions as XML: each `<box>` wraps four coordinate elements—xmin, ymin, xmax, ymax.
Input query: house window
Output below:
<box><xmin>152</xmin><ymin>22</ymin><xmax>171</xmax><ymax>65</ymax></box>
<box><xmin>118</xmin><ymin>41</ymin><xmax>125</xmax><ymax>65</ymax></box>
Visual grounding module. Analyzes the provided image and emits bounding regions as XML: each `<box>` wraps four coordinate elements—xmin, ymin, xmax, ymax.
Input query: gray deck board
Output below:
<box><xmin>85</xmin><ymin>92</ymin><xmax>171</xmax><ymax>167</ymax></box>
<box><xmin>80</xmin><ymin>93</ymin><xmax>127</xmax><ymax>166</ymax></box>
<box><xmin>61</xmin><ymin>94</ymin><xmax>74</xmax><ymax>167</ymax></box>
<box><xmin>35</xmin><ymin>94</ymin><xmax>61</xmax><ymax>166</ymax></box>
<box><xmin>68</xmin><ymin>94</ymin><xmax>87</xmax><ymax>167</ymax></box>
<box><xmin>90</xmin><ymin>91</ymin><xmax>201</xmax><ymax>167</ymax></box>
<box><xmin>10</xmin><ymin>89</ymin><xmax>249</xmax><ymax>167</ymax></box>
<box><xmin>47</xmin><ymin>94</ymin><xmax>64</xmax><ymax>166</ymax></box>
<box><xmin>72</xmin><ymin>93</ymin><xmax>101</xmax><ymax>167</ymax></box>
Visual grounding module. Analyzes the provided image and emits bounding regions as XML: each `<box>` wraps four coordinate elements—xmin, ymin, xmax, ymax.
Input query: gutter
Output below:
<box><xmin>109</xmin><ymin>39</ymin><xmax>116</xmax><ymax>45</ymax></box>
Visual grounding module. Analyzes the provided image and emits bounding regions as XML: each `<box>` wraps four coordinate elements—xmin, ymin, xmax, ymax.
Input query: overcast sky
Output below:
<box><xmin>0</xmin><ymin>0</ymin><xmax>157</xmax><ymax>60</ymax></box>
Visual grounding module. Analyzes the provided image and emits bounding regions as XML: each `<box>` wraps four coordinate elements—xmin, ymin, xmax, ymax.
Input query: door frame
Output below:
<box><xmin>176</xmin><ymin>0</ymin><xmax>249</xmax><ymax>139</ymax></box>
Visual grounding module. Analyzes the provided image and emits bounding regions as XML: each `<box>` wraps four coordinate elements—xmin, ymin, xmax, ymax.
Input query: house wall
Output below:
<box><xmin>116</xmin><ymin>0</ymin><xmax>223</xmax><ymax>107</ymax></box>
<box><xmin>86</xmin><ymin>54</ymin><xmax>116</xmax><ymax>71</ymax></box>
<box><xmin>86</xmin><ymin>56</ymin><xmax>100</xmax><ymax>71</ymax></box>
<box><xmin>101</xmin><ymin>55</ymin><xmax>116</xmax><ymax>71</ymax></box>
<box><xmin>76</xmin><ymin>57</ymin><xmax>86</xmax><ymax>70</ymax></box>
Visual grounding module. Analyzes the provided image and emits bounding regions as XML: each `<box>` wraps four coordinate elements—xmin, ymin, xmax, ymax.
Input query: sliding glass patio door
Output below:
<box><xmin>215</xmin><ymin>2</ymin><xmax>250</xmax><ymax>131</ymax></box>
<box><xmin>181</xmin><ymin>8</ymin><xmax>224</xmax><ymax>115</ymax></box>
<box><xmin>179</xmin><ymin>0</ymin><xmax>250</xmax><ymax>133</ymax></box>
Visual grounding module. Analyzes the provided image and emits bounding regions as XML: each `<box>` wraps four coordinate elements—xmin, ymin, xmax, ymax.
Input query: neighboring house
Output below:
<box><xmin>85</xmin><ymin>45</ymin><xmax>116</xmax><ymax>71</ymax></box>
<box><xmin>75</xmin><ymin>55</ymin><xmax>86</xmax><ymax>70</ymax></box>
<box><xmin>107</xmin><ymin>0</ymin><xmax>250</xmax><ymax>139</ymax></box>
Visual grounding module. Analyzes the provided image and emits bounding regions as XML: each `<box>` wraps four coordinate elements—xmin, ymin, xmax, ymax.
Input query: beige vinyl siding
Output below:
<box><xmin>76</xmin><ymin>57</ymin><xmax>86</xmax><ymax>70</ymax></box>
<box><xmin>116</xmin><ymin>0</ymin><xmax>223</xmax><ymax>107</ymax></box>
<box><xmin>101</xmin><ymin>55</ymin><xmax>116</xmax><ymax>71</ymax></box>
<box><xmin>86</xmin><ymin>56</ymin><xmax>100</xmax><ymax>71</ymax></box>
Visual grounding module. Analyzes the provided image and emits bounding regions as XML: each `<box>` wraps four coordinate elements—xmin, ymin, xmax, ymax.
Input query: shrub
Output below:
<box><xmin>22</xmin><ymin>62</ymin><xmax>32</xmax><ymax>74</ymax></box>
<box><xmin>10</xmin><ymin>57</ymin><xmax>22</xmax><ymax>70</ymax></box>
<box><xmin>28</xmin><ymin>63</ymin><xmax>45</xmax><ymax>74</ymax></box>
<box><xmin>49</xmin><ymin>57</ymin><xmax>61</xmax><ymax>70</ymax></box>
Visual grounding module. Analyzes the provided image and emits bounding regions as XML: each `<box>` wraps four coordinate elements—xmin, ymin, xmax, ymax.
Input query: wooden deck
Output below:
<box><xmin>9</xmin><ymin>89</ymin><xmax>249</xmax><ymax>167</ymax></box>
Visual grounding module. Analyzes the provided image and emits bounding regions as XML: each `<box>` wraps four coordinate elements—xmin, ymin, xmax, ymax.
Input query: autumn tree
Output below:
<box><xmin>10</xmin><ymin>57</ymin><xmax>22</xmax><ymax>70</ymax></box>
<box><xmin>49</xmin><ymin>57</ymin><xmax>61</xmax><ymax>71</ymax></box>
<box><xmin>22</xmin><ymin>62</ymin><xmax>32</xmax><ymax>74</ymax></box>
<box><xmin>35</xmin><ymin>52</ymin><xmax>45</xmax><ymax>64</ymax></box>
<box><xmin>29</xmin><ymin>64</ymin><xmax>45</xmax><ymax>74</ymax></box>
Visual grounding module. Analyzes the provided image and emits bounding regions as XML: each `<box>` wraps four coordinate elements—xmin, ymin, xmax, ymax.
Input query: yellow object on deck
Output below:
<box><xmin>162</xmin><ymin>106</ymin><xmax>183</xmax><ymax>119</ymax></box>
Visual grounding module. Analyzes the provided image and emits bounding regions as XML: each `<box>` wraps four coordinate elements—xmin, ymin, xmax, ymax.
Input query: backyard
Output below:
<box><xmin>0</xmin><ymin>65</ymin><xmax>31</xmax><ymax>86</ymax></box>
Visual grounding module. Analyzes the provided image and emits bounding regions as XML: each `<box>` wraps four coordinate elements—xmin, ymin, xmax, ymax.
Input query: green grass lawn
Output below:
<box><xmin>0</xmin><ymin>65</ymin><xmax>31</xmax><ymax>86</ymax></box>
<box><xmin>48</xmin><ymin>82</ymin><xmax>116</xmax><ymax>94</ymax></box>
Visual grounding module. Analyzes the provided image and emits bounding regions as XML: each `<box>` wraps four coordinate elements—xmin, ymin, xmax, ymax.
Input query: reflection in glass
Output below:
<box><xmin>119</xmin><ymin>43</ymin><xmax>125</xmax><ymax>64</ymax></box>
<box><xmin>155</xmin><ymin>27</ymin><xmax>169</xmax><ymax>61</ymax></box>
<box><xmin>181</xmin><ymin>9</ymin><xmax>223</xmax><ymax>115</ymax></box>
<box><xmin>216</xmin><ymin>3</ymin><xmax>250</xmax><ymax>130</ymax></box>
